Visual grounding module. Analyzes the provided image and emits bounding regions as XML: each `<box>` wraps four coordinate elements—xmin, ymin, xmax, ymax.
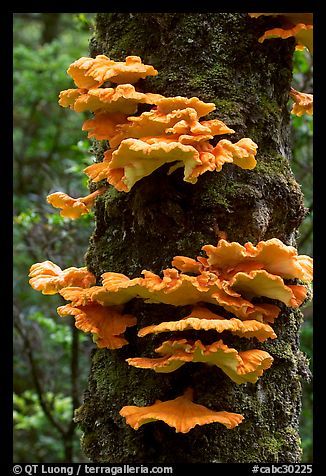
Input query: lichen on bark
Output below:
<box><xmin>76</xmin><ymin>13</ymin><xmax>309</xmax><ymax>463</ymax></box>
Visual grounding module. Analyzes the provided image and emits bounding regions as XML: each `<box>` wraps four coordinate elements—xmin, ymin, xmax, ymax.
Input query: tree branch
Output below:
<box><xmin>67</xmin><ymin>320</ymin><xmax>80</xmax><ymax>437</ymax></box>
<box><xmin>14</xmin><ymin>310</ymin><xmax>66</xmax><ymax>436</ymax></box>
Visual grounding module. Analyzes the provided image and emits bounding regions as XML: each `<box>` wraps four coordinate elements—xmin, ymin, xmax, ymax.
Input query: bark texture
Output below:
<box><xmin>75</xmin><ymin>13</ymin><xmax>309</xmax><ymax>463</ymax></box>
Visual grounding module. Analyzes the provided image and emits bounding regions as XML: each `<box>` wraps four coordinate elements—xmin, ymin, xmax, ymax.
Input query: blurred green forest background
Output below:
<box><xmin>13</xmin><ymin>13</ymin><xmax>313</xmax><ymax>463</ymax></box>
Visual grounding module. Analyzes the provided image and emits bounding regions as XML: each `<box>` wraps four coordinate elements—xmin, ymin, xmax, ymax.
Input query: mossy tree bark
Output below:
<box><xmin>75</xmin><ymin>13</ymin><xmax>309</xmax><ymax>463</ymax></box>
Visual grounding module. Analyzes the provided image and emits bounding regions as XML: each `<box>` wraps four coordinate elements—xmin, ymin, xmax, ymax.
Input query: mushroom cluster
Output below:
<box><xmin>29</xmin><ymin>237</ymin><xmax>312</xmax><ymax>433</ymax></box>
<box><xmin>249</xmin><ymin>13</ymin><xmax>313</xmax><ymax>117</ymax></box>
<box><xmin>28</xmin><ymin>53</ymin><xmax>312</xmax><ymax>434</ymax></box>
<box><xmin>248</xmin><ymin>13</ymin><xmax>313</xmax><ymax>53</ymax></box>
<box><xmin>289</xmin><ymin>87</ymin><xmax>313</xmax><ymax>117</ymax></box>
<box><xmin>47</xmin><ymin>54</ymin><xmax>258</xmax><ymax>218</ymax></box>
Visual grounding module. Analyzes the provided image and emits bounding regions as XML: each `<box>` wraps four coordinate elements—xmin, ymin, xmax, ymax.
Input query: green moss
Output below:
<box><xmin>263</xmin><ymin>341</ymin><xmax>295</xmax><ymax>361</ymax></box>
<box><xmin>212</xmin><ymin>98</ymin><xmax>242</xmax><ymax>116</ymax></box>
<box><xmin>199</xmin><ymin>176</ymin><xmax>261</xmax><ymax>211</ymax></box>
<box><xmin>259</xmin><ymin>95</ymin><xmax>282</xmax><ymax>115</ymax></box>
<box><xmin>80</xmin><ymin>431</ymin><xmax>97</xmax><ymax>448</ymax></box>
<box><xmin>256</xmin><ymin>153</ymin><xmax>290</xmax><ymax>177</ymax></box>
<box><xmin>259</xmin><ymin>435</ymin><xmax>285</xmax><ymax>459</ymax></box>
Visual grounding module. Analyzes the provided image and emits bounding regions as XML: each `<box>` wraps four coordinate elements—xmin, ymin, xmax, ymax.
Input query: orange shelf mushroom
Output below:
<box><xmin>83</xmin><ymin>134</ymin><xmax>257</xmax><ymax>193</ymax></box>
<box><xmin>249</xmin><ymin>13</ymin><xmax>313</xmax><ymax>53</ymax></box>
<box><xmin>84</xmin><ymin>135</ymin><xmax>257</xmax><ymax>192</ymax></box>
<box><xmin>249</xmin><ymin>13</ymin><xmax>313</xmax><ymax>25</ymax></box>
<box><xmin>249</xmin><ymin>15</ymin><xmax>313</xmax><ymax>118</ymax></box>
<box><xmin>82</xmin><ymin>112</ymin><xmax>129</xmax><ymax>140</ymax></box>
<box><xmin>227</xmin><ymin>270</ymin><xmax>307</xmax><ymax>307</ymax></box>
<box><xmin>57</xmin><ymin>303</ymin><xmax>137</xmax><ymax>349</ymax></box>
<box><xmin>119</xmin><ymin>388</ymin><xmax>244</xmax><ymax>432</ymax></box>
<box><xmin>58</xmin><ymin>54</ymin><xmax>258</xmax><ymax>193</ymax></box>
<box><xmin>59</xmin><ymin>84</ymin><xmax>163</xmax><ymax>114</ymax></box>
<box><xmin>102</xmin><ymin>139</ymin><xmax>202</xmax><ymax>192</ymax></box>
<box><xmin>137</xmin><ymin>307</ymin><xmax>276</xmax><ymax>342</ymax></box>
<box><xmin>27</xmin><ymin>52</ymin><xmax>314</xmax><ymax>437</ymax></box>
<box><xmin>29</xmin><ymin>261</ymin><xmax>96</xmax><ymax>295</ymax></box>
<box><xmin>196</xmin><ymin>238</ymin><xmax>312</xmax><ymax>282</ymax></box>
<box><xmin>258</xmin><ymin>23</ymin><xmax>313</xmax><ymax>53</ymax></box>
<box><xmin>127</xmin><ymin>338</ymin><xmax>273</xmax><ymax>384</ymax></box>
<box><xmin>99</xmin><ymin>262</ymin><xmax>303</xmax><ymax>315</ymax></box>
<box><xmin>82</xmin><ymin>107</ymin><xmax>234</xmax><ymax>147</ymax></box>
<box><xmin>67</xmin><ymin>55</ymin><xmax>158</xmax><ymax>89</ymax></box>
<box><xmin>47</xmin><ymin>188</ymin><xmax>107</xmax><ymax>219</ymax></box>
<box><xmin>58</xmin><ymin>268</ymin><xmax>280</xmax><ymax>322</ymax></box>
<box><xmin>34</xmin><ymin>238</ymin><xmax>311</xmax><ymax>324</ymax></box>
<box><xmin>155</xmin><ymin>97</ymin><xmax>216</xmax><ymax>117</ymax></box>
<box><xmin>289</xmin><ymin>87</ymin><xmax>313</xmax><ymax>116</ymax></box>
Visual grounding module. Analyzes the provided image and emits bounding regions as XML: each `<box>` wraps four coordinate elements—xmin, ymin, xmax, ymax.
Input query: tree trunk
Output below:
<box><xmin>40</xmin><ymin>13</ymin><xmax>61</xmax><ymax>44</ymax></box>
<box><xmin>75</xmin><ymin>13</ymin><xmax>309</xmax><ymax>463</ymax></box>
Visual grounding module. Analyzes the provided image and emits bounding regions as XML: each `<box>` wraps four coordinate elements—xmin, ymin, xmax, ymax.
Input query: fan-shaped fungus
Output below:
<box><xmin>59</xmin><ymin>55</ymin><xmax>258</xmax><ymax>191</ymax></box>
<box><xmin>47</xmin><ymin>188</ymin><xmax>107</xmax><ymax>219</ymax></box>
<box><xmin>84</xmin><ymin>136</ymin><xmax>257</xmax><ymax>191</ymax></box>
<box><xmin>99</xmin><ymin>269</ymin><xmax>281</xmax><ymax>322</ymax></box>
<box><xmin>228</xmin><ymin>270</ymin><xmax>307</xmax><ymax>307</ymax></box>
<box><xmin>29</xmin><ymin>261</ymin><xmax>96</xmax><ymax>295</ymax></box>
<box><xmin>34</xmin><ymin>236</ymin><xmax>311</xmax><ymax>324</ymax></box>
<box><xmin>249</xmin><ymin>13</ymin><xmax>313</xmax><ymax>53</ymax></box>
<box><xmin>201</xmin><ymin>238</ymin><xmax>313</xmax><ymax>282</ymax></box>
<box><xmin>67</xmin><ymin>55</ymin><xmax>158</xmax><ymax>89</ymax></box>
<box><xmin>83</xmin><ymin>107</ymin><xmax>234</xmax><ymax>147</ymax></box>
<box><xmin>289</xmin><ymin>87</ymin><xmax>313</xmax><ymax>116</ymax></box>
<box><xmin>82</xmin><ymin>112</ymin><xmax>129</xmax><ymax>140</ymax></box>
<box><xmin>127</xmin><ymin>338</ymin><xmax>273</xmax><ymax>384</ymax></box>
<box><xmin>137</xmin><ymin>308</ymin><xmax>277</xmax><ymax>342</ymax></box>
<box><xmin>119</xmin><ymin>388</ymin><xmax>244</xmax><ymax>432</ymax></box>
<box><xmin>57</xmin><ymin>303</ymin><xmax>136</xmax><ymax>349</ymax></box>
<box><xmin>59</xmin><ymin>84</ymin><xmax>163</xmax><ymax>114</ymax></box>
<box><xmin>155</xmin><ymin>97</ymin><xmax>216</xmax><ymax>117</ymax></box>
<box><xmin>27</xmin><ymin>53</ymin><xmax>314</xmax><ymax>439</ymax></box>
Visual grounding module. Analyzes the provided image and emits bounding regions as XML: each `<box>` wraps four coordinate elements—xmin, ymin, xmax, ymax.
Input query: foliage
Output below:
<box><xmin>291</xmin><ymin>49</ymin><xmax>313</xmax><ymax>463</ymax></box>
<box><xmin>13</xmin><ymin>14</ymin><xmax>313</xmax><ymax>463</ymax></box>
<box><xmin>13</xmin><ymin>13</ymin><xmax>96</xmax><ymax>463</ymax></box>
<box><xmin>13</xmin><ymin>391</ymin><xmax>84</xmax><ymax>463</ymax></box>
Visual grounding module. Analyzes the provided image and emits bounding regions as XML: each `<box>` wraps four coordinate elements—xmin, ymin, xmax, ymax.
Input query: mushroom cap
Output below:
<box><xmin>86</xmin><ymin>135</ymin><xmax>257</xmax><ymax>192</ymax></box>
<box><xmin>29</xmin><ymin>261</ymin><xmax>96</xmax><ymax>295</ymax></box>
<box><xmin>108</xmin><ymin>138</ymin><xmax>201</xmax><ymax>191</ymax></box>
<box><xmin>47</xmin><ymin>189</ymin><xmax>105</xmax><ymax>219</ymax></box>
<box><xmin>249</xmin><ymin>13</ymin><xmax>313</xmax><ymax>52</ymax></box>
<box><xmin>82</xmin><ymin>112</ymin><xmax>129</xmax><ymax>140</ymax></box>
<box><xmin>59</xmin><ymin>84</ymin><xmax>163</xmax><ymax>114</ymax></box>
<box><xmin>202</xmin><ymin>238</ymin><xmax>313</xmax><ymax>282</ymax></box>
<box><xmin>58</xmin><ymin>88</ymin><xmax>86</xmax><ymax>108</ymax></box>
<box><xmin>258</xmin><ymin>23</ymin><xmax>313</xmax><ymax>53</ymax></box>
<box><xmin>86</xmin><ymin>107</ymin><xmax>234</xmax><ymax>148</ymax></box>
<box><xmin>171</xmin><ymin>256</ymin><xmax>202</xmax><ymax>274</ymax></box>
<box><xmin>67</xmin><ymin>55</ymin><xmax>158</xmax><ymax>89</ymax></box>
<box><xmin>52</xmin><ymin>258</ymin><xmax>284</xmax><ymax>323</ymax></box>
<box><xmin>228</xmin><ymin>269</ymin><xmax>307</xmax><ymax>307</ymax></box>
<box><xmin>84</xmin><ymin>155</ymin><xmax>113</xmax><ymax>184</ymax></box>
<box><xmin>137</xmin><ymin>308</ymin><xmax>277</xmax><ymax>342</ymax></box>
<box><xmin>53</xmin><ymin>236</ymin><xmax>312</xmax><ymax>325</ymax></box>
<box><xmin>119</xmin><ymin>388</ymin><xmax>244</xmax><ymax>432</ymax></box>
<box><xmin>212</xmin><ymin>138</ymin><xmax>258</xmax><ymax>170</ymax></box>
<box><xmin>47</xmin><ymin>192</ymin><xmax>91</xmax><ymax>219</ymax></box>
<box><xmin>127</xmin><ymin>338</ymin><xmax>273</xmax><ymax>384</ymax></box>
<box><xmin>98</xmin><ymin>270</ymin><xmax>281</xmax><ymax>321</ymax></box>
<box><xmin>57</xmin><ymin>303</ymin><xmax>137</xmax><ymax>349</ymax></box>
<box><xmin>155</xmin><ymin>97</ymin><xmax>216</xmax><ymax>117</ymax></box>
<box><xmin>249</xmin><ymin>13</ymin><xmax>313</xmax><ymax>25</ymax></box>
<box><xmin>290</xmin><ymin>88</ymin><xmax>313</xmax><ymax>116</ymax></box>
